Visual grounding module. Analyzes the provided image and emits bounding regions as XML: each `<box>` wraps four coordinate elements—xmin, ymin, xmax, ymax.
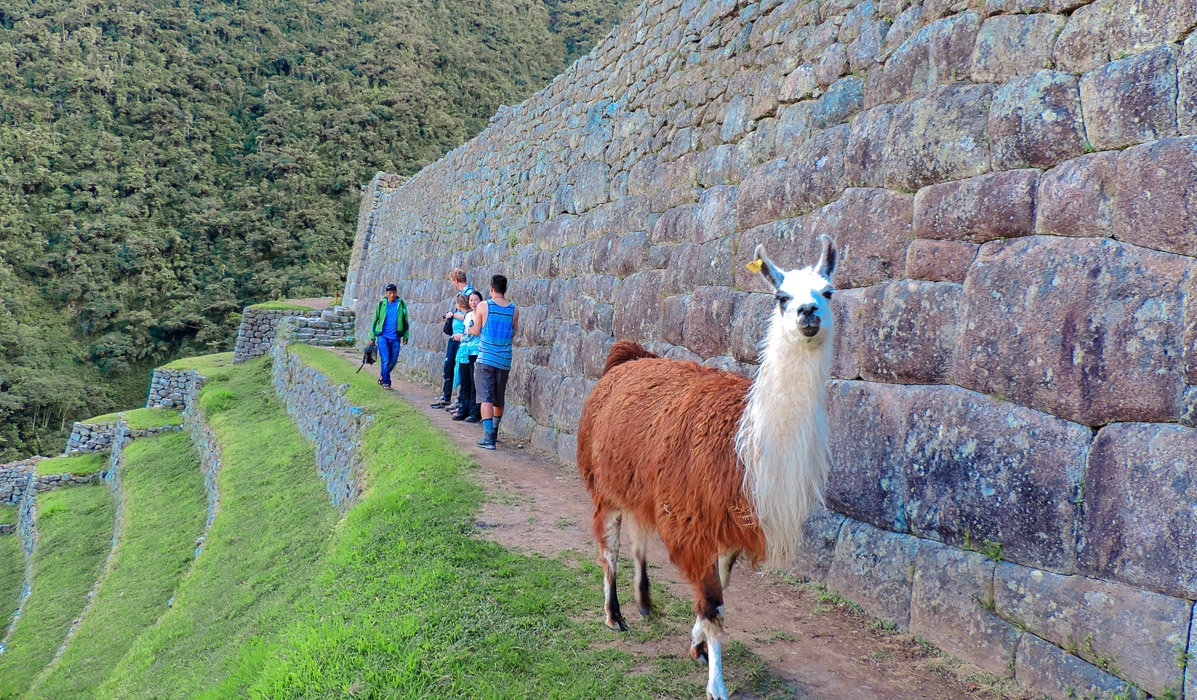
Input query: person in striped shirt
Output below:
<box><xmin>468</xmin><ymin>274</ymin><xmax>519</xmax><ymax>450</ymax></box>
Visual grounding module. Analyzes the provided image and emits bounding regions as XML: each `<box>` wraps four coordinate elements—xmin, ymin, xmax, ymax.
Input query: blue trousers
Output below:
<box><xmin>377</xmin><ymin>335</ymin><xmax>401</xmax><ymax>386</ymax></box>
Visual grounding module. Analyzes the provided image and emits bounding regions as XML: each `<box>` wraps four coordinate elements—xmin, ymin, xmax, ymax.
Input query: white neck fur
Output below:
<box><xmin>735</xmin><ymin>313</ymin><xmax>833</xmax><ymax>569</ymax></box>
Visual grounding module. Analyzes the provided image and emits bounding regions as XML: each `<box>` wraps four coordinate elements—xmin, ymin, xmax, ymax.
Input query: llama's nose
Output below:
<box><xmin>796</xmin><ymin>303</ymin><xmax>818</xmax><ymax>318</ymax></box>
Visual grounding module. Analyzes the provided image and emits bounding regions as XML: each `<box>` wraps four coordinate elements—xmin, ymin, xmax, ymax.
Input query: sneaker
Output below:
<box><xmin>477</xmin><ymin>432</ymin><xmax>496</xmax><ymax>450</ymax></box>
<box><xmin>445</xmin><ymin>403</ymin><xmax>458</xmax><ymax>413</ymax></box>
<box><xmin>430</xmin><ymin>399</ymin><xmax>449</xmax><ymax>408</ymax></box>
<box><xmin>464</xmin><ymin>416</ymin><xmax>481</xmax><ymax>424</ymax></box>
<box><xmin>451</xmin><ymin>412</ymin><xmax>467</xmax><ymax>421</ymax></box>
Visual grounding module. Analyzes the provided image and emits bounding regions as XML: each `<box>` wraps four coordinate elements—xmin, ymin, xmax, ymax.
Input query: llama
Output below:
<box><xmin>576</xmin><ymin>235</ymin><xmax>837</xmax><ymax>700</ymax></box>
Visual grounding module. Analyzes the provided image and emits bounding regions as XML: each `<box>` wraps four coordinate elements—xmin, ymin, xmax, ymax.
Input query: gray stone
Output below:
<box><xmin>970</xmin><ymin>14</ymin><xmax>1066</xmax><ymax>84</ymax></box>
<box><xmin>830</xmin><ymin>288</ymin><xmax>865</xmax><ymax>380</ymax></box>
<box><xmin>1114</xmin><ymin>136</ymin><xmax>1197</xmax><ymax>258</ymax></box>
<box><xmin>866</xmin><ymin>11</ymin><xmax>981</xmax><ymax>107</ymax></box>
<box><xmin>790</xmin><ymin>504</ymin><xmax>847</xmax><ymax>582</ymax></box>
<box><xmin>682</xmin><ymin>286</ymin><xmax>743</xmax><ymax>358</ymax></box>
<box><xmin>1080</xmin><ymin>423</ymin><xmax>1197</xmax><ymax>599</ymax></box>
<box><xmin>1015</xmin><ymin>633</ymin><xmax>1143</xmax><ymax>700</ymax></box>
<box><xmin>1182</xmin><ymin>34</ymin><xmax>1197</xmax><ymax>135</ymax></box>
<box><xmin>1035</xmin><ymin>152</ymin><xmax>1118</xmax><ymax>238</ymax></box>
<box><xmin>729</xmin><ymin>293</ymin><xmax>773</xmax><ymax>364</ymax></box>
<box><xmin>910</xmin><ymin>540</ymin><xmax>1020</xmax><ymax>676</ymax></box>
<box><xmin>956</xmin><ymin>236</ymin><xmax>1193</xmax><ymax>426</ymax></box>
<box><xmin>1051</xmin><ymin>1</ymin><xmax>1111</xmax><ymax>74</ymax></box>
<box><xmin>856</xmin><ymin>280</ymin><xmax>961</xmax><ymax>384</ymax></box>
<box><xmin>883</xmin><ymin>84</ymin><xmax>993</xmax><ymax>191</ymax></box>
<box><xmin>808</xmin><ymin>188</ymin><xmax>911</xmax><ymax>289</ymax></box>
<box><xmin>1080</xmin><ymin>45</ymin><xmax>1179</xmax><ymax>151</ymax></box>
<box><xmin>826</xmin><ymin>519</ymin><xmax>919</xmax><ymax>628</ymax></box>
<box><xmin>987</xmin><ymin>71</ymin><xmax>1086</xmax><ymax>171</ymax></box>
<box><xmin>612</xmin><ymin>270</ymin><xmax>664</xmax><ymax>343</ymax></box>
<box><xmin>905</xmin><ymin>239</ymin><xmax>976</xmax><ymax>283</ymax></box>
<box><xmin>826</xmin><ymin>380</ymin><xmax>910</xmax><ymax>532</ymax></box>
<box><xmin>811</xmin><ymin>76</ymin><xmax>864</xmax><ymax>128</ymax></box>
<box><xmin>843</xmin><ymin>104</ymin><xmax>892</xmax><ymax>188</ymax></box>
<box><xmin>996</xmin><ymin>562</ymin><xmax>1191</xmax><ymax>696</ymax></box>
<box><xmin>913</xmin><ymin>169</ymin><xmax>1038</xmax><ymax>244</ymax></box>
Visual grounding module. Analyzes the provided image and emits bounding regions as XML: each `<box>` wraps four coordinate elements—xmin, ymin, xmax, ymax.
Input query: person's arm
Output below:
<box><xmin>511</xmin><ymin>306</ymin><xmax>519</xmax><ymax>337</ymax></box>
<box><xmin>401</xmin><ymin>301</ymin><xmax>410</xmax><ymax>344</ymax></box>
<box><xmin>370</xmin><ymin>302</ymin><xmax>381</xmax><ymax>340</ymax></box>
<box><xmin>468</xmin><ymin>301</ymin><xmax>487</xmax><ymax>336</ymax></box>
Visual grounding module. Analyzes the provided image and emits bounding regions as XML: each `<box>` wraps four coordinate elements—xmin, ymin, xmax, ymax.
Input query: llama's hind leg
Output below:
<box><xmin>629</xmin><ymin>519</ymin><xmax>652</xmax><ymax>617</ymax></box>
<box><xmin>594</xmin><ymin>508</ymin><xmax>627</xmax><ymax>631</ymax></box>
<box><xmin>688</xmin><ymin>563</ymin><xmax>728</xmax><ymax>700</ymax></box>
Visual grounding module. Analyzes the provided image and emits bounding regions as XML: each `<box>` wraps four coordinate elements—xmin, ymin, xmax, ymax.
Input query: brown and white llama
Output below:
<box><xmin>577</xmin><ymin>235</ymin><xmax>837</xmax><ymax>700</ymax></box>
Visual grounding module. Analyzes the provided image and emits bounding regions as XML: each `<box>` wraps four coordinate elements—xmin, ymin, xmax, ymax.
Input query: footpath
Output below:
<box><xmin>332</xmin><ymin>348</ymin><xmax>1015</xmax><ymax>700</ymax></box>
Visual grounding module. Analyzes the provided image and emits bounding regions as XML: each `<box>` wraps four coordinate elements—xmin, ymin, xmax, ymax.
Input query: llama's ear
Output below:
<box><xmin>754</xmin><ymin>244</ymin><xmax>785</xmax><ymax>291</ymax></box>
<box><xmin>815</xmin><ymin>235</ymin><xmax>837</xmax><ymax>282</ymax></box>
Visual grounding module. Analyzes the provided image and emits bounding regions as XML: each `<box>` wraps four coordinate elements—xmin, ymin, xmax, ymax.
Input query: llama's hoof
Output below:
<box><xmin>690</xmin><ymin>641</ymin><xmax>708</xmax><ymax>665</ymax></box>
<box><xmin>638</xmin><ymin>604</ymin><xmax>652</xmax><ymax>618</ymax></box>
<box><xmin>606</xmin><ymin>617</ymin><xmax>628</xmax><ymax>632</ymax></box>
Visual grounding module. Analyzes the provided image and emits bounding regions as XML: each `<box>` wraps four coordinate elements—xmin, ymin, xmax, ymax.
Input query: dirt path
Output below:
<box><xmin>334</xmin><ymin>349</ymin><xmax>1008</xmax><ymax>700</ymax></box>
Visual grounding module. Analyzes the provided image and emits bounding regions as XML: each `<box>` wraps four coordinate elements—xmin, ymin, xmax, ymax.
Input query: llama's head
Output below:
<box><xmin>754</xmin><ymin>235</ymin><xmax>837</xmax><ymax>345</ymax></box>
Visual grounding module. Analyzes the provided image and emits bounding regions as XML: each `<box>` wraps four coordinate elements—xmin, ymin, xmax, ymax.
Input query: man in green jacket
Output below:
<box><xmin>371</xmin><ymin>283</ymin><xmax>410</xmax><ymax>388</ymax></box>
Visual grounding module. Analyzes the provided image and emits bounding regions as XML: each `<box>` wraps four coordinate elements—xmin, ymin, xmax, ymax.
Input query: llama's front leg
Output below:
<box><xmin>596</xmin><ymin>509</ymin><xmax>627</xmax><ymax>631</ymax></box>
<box><xmin>689</xmin><ymin>563</ymin><xmax>728</xmax><ymax>699</ymax></box>
<box><xmin>629</xmin><ymin>519</ymin><xmax>652</xmax><ymax>617</ymax></box>
<box><xmin>717</xmin><ymin>549</ymin><xmax>740</xmax><ymax>589</ymax></box>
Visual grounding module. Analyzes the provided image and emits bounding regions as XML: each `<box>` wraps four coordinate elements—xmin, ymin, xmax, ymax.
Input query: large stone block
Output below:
<box><xmin>956</xmin><ymin>236</ymin><xmax>1193</xmax><ymax>426</ymax></box>
<box><xmin>905</xmin><ymin>239</ymin><xmax>976</xmax><ymax>283</ymax></box>
<box><xmin>1035</xmin><ymin>152</ymin><xmax>1118</xmax><ymax>238</ymax></box>
<box><xmin>910</xmin><ymin>540</ymin><xmax>1020</xmax><ymax>676</ymax></box>
<box><xmin>830</xmin><ymin>288</ymin><xmax>865</xmax><ymax>380</ymax></box>
<box><xmin>682</xmin><ymin>286</ymin><xmax>743</xmax><ymax>359</ymax></box>
<box><xmin>1015</xmin><ymin>633</ymin><xmax>1143</xmax><ymax>700</ymax></box>
<box><xmin>550</xmin><ymin>376</ymin><xmax>593</xmax><ymax>434</ymax></box>
<box><xmin>843</xmin><ymin>104</ymin><xmax>892</xmax><ymax>188</ymax></box>
<box><xmin>811</xmin><ymin>76</ymin><xmax>864</xmax><ymax>128</ymax></box>
<box><xmin>1079</xmin><ymin>45</ymin><xmax>1178</xmax><ymax>151</ymax></box>
<box><xmin>995</xmin><ymin>562</ymin><xmax>1191</xmax><ymax>697</ymax></box>
<box><xmin>1114</xmin><ymin>136</ymin><xmax>1197</xmax><ymax>258</ymax></box>
<box><xmin>826</xmin><ymin>519</ymin><xmax>919</xmax><ymax>628</ymax></box>
<box><xmin>1103</xmin><ymin>0</ymin><xmax>1197</xmax><ymax>60</ymax></box>
<box><xmin>987</xmin><ymin>71</ymin><xmax>1086</xmax><ymax>171</ymax></box>
<box><xmin>883</xmin><ymin>84</ymin><xmax>993</xmax><ymax>191</ymax></box>
<box><xmin>1182</xmin><ymin>35</ymin><xmax>1197</xmax><ymax>135</ymax></box>
<box><xmin>581</xmin><ymin>330</ymin><xmax>615</xmax><ymax>380</ymax></box>
<box><xmin>734</xmin><ymin>217</ymin><xmax>816</xmax><ymax>293</ymax></box>
<box><xmin>664</xmin><ymin>237</ymin><xmax>737</xmax><ymax>296</ymax></box>
<box><xmin>1051</xmin><ymin>1</ymin><xmax>1111</xmax><ymax>74</ymax></box>
<box><xmin>525</xmin><ymin>366</ymin><xmax>564</xmax><ymax>427</ymax></box>
<box><xmin>826</xmin><ymin>380</ymin><xmax>910</xmax><ymax>532</ymax></box>
<box><xmin>1080</xmin><ymin>423</ymin><xmax>1197</xmax><ymax>599</ymax></box>
<box><xmin>912</xmin><ymin>169</ymin><xmax>1038</xmax><ymax>244</ymax></box>
<box><xmin>866</xmin><ymin>12</ymin><xmax>981</xmax><ymax>106</ymax></box>
<box><xmin>808</xmin><ymin>188</ymin><xmax>911</xmax><ymax>289</ymax></box>
<box><xmin>549</xmin><ymin>322</ymin><xmax>585</xmax><ymax>377</ymax></box>
<box><xmin>857</xmin><ymin>280</ymin><xmax>961</xmax><ymax>384</ymax></box>
<box><xmin>903</xmin><ymin>385</ymin><xmax>1090</xmax><ymax>572</ymax></box>
<box><xmin>790</xmin><ymin>504</ymin><xmax>847</xmax><ymax>583</ymax></box>
<box><xmin>971</xmin><ymin>14</ymin><xmax>1067</xmax><ymax>84</ymax></box>
<box><xmin>612</xmin><ymin>269</ymin><xmax>664</xmax><ymax>343</ymax></box>
<box><xmin>729</xmin><ymin>292</ymin><xmax>773</xmax><ymax>364</ymax></box>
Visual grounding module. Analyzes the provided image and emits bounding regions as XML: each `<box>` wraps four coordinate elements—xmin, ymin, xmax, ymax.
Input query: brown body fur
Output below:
<box><xmin>578</xmin><ymin>341</ymin><xmax>766</xmax><ymax>622</ymax></box>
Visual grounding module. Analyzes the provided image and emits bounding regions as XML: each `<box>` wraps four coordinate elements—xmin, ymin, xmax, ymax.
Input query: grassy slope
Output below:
<box><xmin>97</xmin><ymin>358</ymin><xmax>338</xmax><ymax>698</ymax></box>
<box><xmin>0</xmin><ymin>483</ymin><xmax>116</xmax><ymax>696</ymax></box>
<box><xmin>34</xmin><ymin>453</ymin><xmax>107</xmax><ymax>477</ymax></box>
<box><xmin>83</xmin><ymin>408</ymin><xmax>182</xmax><ymax>430</ymax></box>
<box><xmin>161</xmin><ymin>352</ymin><xmax>234</xmax><ymax>372</ymax></box>
<box><xmin>32</xmin><ymin>433</ymin><xmax>207</xmax><ymax>699</ymax></box>
<box><xmin>0</xmin><ymin>535</ymin><xmax>23</xmax><ymax>634</ymax></box>
<box><xmin>218</xmin><ymin>345</ymin><xmax>709</xmax><ymax>698</ymax></box>
<box><xmin>0</xmin><ymin>506</ymin><xmax>16</xmax><ymax>525</ymax></box>
<box><xmin>249</xmin><ymin>301</ymin><xmax>321</xmax><ymax>311</ymax></box>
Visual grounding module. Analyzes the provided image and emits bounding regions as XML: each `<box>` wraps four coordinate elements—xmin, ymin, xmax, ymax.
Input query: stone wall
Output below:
<box><xmin>0</xmin><ymin>458</ymin><xmax>40</xmax><ymax>507</ymax></box>
<box><xmin>145</xmin><ymin>369</ymin><xmax>206</xmax><ymax>409</ymax></box>
<box><xmin>344</xmin><ymin>0</ymin><xmax>1197</xmax><ymax>695</ymax></box>
<box><xmin>232</xmin><ymin>306</ymin><xmax>356</xmax><ymax>364</ymax></box>
<box><xmin>270</xmin><ymin>321</ymin><xmax>371</xmax><ymax>511</ymax></box>
<box><xmin>63</xmin><ymin>422</ymin><xmax>115</xmax><ymax>454</ymax></box>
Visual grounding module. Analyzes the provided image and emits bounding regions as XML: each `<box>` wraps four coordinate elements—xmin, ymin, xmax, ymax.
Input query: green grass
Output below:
<box><xmin>121</xmin><ymin>408</ymin><xmax>184</xmax><ymax>430</ymax></box>
<box><xmin>97</xmin><ymin>357</ymin><xmax>339</xmax><ymax>699</ymax></box>
<box><xmin>214</xmin><ymin>345</ymin><xmax>719</xmax><ymax>698</ymax></box>
<box><xmin>0</xmin><ymin>505</ymin><xmax>17</xmax><ymax>525</ymax></box>
<box><xmin>0</xmin><ymin>483</ymin><xmax>116</xmax><ymax>696</ymax></box>
<box><xmin>35</xmin><ymin>453</ymin><xmax>107</xmax><ymax>477</ymax></box>
<box><xmin>32</xmin><ymin>432</ymin><xmax>208</xmax><ymax>699</ymax></box>
<box><xmin>0</xmin><ymin>534</ymin><xmax>24</xmax><ymax>634</ymax></box>
<box><xmin>161</xmin><ymin>352</ymin><xmax>234</xmax><ymax>372</ymax></box>
<box><xmin>79</xmin><ymin>412</ymin><xmax>121</xmax><ymax>425</ymax></box>
<box><xmin>249</xmin><ymin>301</ymin><xmax>320</xmax><ymax>311</ymax></box>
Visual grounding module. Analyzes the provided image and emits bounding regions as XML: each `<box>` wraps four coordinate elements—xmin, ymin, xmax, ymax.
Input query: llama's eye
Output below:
<box><xmin>821</xmin><ymin>289</ymin><xmax>833</xmax><ymax>299</ymax></box>
<box><xmin>775</xmin><ymin>292</ymin><xmax>791</xmax><ymax>305</ymax></box>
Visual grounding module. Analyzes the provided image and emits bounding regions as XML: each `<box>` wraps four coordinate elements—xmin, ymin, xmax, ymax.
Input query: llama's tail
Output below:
<box><xmin>603</xmin><ymin>340</ymin><xmax>658</xmax><ymax>376</ymax></box>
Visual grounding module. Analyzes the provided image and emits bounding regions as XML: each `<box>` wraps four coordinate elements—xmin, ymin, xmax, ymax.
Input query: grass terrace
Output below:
<box><xmin>0</xmin><ymin>504</ymin><xmax>17</xmax><ymax>525</ymax></box>
<box><xmin>33</xmin><ymin>432</ymin><xmax>207</xmax><ymax>698</ymax></box>
<box><xmin>161</xmin><ymin>352</ymin><xmax>234</xmax><ymax>372</ymax></box>
<box><xmin>35</xmin><ymin>453</ymin><xmax>107</xmax><ymax>478</ymax></box>
<box><xmin>248</xmin><ymin>301</ymin><xmax>320</xmax><ymax>312</ymax></box>
<box><xmin>0</xmin><ymin>483</ymin><xmax>116</xmax><ymax>695</ymax></box>
<box><xmin>0</xmin><ymin>534</ymin><xmax>23</xmax><ymax>632</ymax></box>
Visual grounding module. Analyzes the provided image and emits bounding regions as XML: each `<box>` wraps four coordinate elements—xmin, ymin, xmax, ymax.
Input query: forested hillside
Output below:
<box><xmin>0</xmin><ymin>0</ymin><xmax>628</xmax><ymax>459</ymax></box>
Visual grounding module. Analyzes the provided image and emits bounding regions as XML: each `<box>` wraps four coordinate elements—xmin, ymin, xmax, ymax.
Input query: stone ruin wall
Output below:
<box><xmin>232</xmin><ymin>306</ymin><xmax>356</xmax><ymax>364</ymax></box>
<box><xmin>344</xmin><ymin>0</ymin><xmax>1197</xmax><ymax>696</ymax></box>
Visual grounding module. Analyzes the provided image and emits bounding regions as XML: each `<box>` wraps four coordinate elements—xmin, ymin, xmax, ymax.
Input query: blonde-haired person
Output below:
<box><xmin>452</xmin><ymin>290</ymin><xmax>484</xmax><ymax>423</ymax></box>
<box><xmin>432</xmin><ymin>268</ymin><xmax>475</xmax><ymax>408</ymax></box>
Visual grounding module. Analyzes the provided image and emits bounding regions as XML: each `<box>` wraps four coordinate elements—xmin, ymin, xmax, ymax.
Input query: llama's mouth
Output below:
<box><xmin>798</xmin><ymin>322</ymin><xmax>820</xmax><ymax>337</ymax></box>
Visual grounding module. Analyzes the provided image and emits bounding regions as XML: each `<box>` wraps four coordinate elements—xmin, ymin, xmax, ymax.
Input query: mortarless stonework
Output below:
<box><xmin>232</xmin><ymin>306</ymin><xmax>356</xmax><ymax>364</ymax></box>
<box><xmin>343</xmin><ymin>0</ymin><xmax>1197</xmax><ymax>696</ymax></box>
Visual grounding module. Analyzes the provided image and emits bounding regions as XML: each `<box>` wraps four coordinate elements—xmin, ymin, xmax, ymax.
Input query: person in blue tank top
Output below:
<box><xmin>468</xmin><ymin>274</ymin><xmax>518</xmax><ymax>450</ymax></box>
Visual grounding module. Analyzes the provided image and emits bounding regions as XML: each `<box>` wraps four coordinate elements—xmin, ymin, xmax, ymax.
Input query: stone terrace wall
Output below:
<box><xmin>0</xmin><ymin>459</ymin><xmax>40</xmax><ymax>507</ymax></box>
<box><xmin>270</xmin><ymin>322</ymin><xmax>371</xmax><ymax>511</ymax></box>
<box><xmin>63</xmin><ymin>422</ymin><xmax>116</xmax><ymax>454</ymax></box>
<box><xmin>146</xmin><ymin>369</ymin><xmax>206</xmax><ymax>409</ymax></box>
<box><xmin>232</xmin><ymin>306</ymin><xmax>356</xmax><ymax>364</ymax></box>
<box><xmin>345</xmin><ymin>0</ymin><xmax>1197</xmax><ymax>696</ymax></box>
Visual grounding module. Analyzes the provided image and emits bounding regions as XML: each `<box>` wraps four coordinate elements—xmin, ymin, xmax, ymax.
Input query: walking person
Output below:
<box><xmin>432</xmin><ymin>268</ymin><xmax>475</xmax><ymax>408</ymax></box>
<box><xmin>469</xmin><ymin>274</ymin><xmax>518</xmax><ymax>450</ymax></box>
<box><xmin>452</xmin><ymin>290</ymin><xmax>484</xmax><ymax>423</ymax></box>
<box><xmin>370</xmin><ymin>283</ymin><xmax>409</xmax><ymax>389</ymax></box>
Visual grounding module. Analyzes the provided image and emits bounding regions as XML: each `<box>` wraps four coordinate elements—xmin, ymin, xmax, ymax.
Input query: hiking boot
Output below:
<box><xmin>477</xmin><ymin>432</ymin><xmax>496</xmax><ymax>450</ymax></box>
<box><xmin>430</xmin><ymin>398</ymin><xmax>449</xmax><ymax>408</ymax></box>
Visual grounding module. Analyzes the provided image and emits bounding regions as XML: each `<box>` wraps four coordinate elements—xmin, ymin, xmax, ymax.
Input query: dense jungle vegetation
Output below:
<box><xmin>0</xmin><ymin>0</ymin><xmax>628</xmax><ymax>459</ymax></box>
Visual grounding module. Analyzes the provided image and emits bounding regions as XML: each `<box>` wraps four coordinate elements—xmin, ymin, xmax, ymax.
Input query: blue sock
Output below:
<box><xmin>483</xmin><ymin>418</ymin><xmax>494</xmax><ymax>434</ymax></box>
